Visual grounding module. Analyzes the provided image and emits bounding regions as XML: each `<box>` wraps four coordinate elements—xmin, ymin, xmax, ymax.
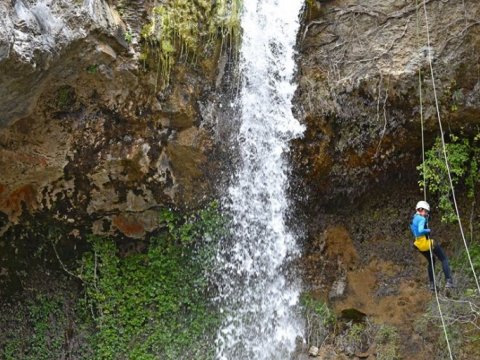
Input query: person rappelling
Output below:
<box><xmin>410</xmin><ymin>200</ymin><xmax>454</xmax><ymax>291</ymax></box>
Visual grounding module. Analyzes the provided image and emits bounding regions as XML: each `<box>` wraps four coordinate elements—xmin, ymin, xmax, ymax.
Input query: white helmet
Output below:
<box><xmin>416</xmin><ymin>200</ymin><xmax>430</xmax><ymax>212</ymax></box>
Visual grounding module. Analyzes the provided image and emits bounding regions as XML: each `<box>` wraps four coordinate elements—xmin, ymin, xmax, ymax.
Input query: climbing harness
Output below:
<box><xmin>414</xmin><ymin>235</ymin><xmax>434</xmax><ymax>252</ymax></box>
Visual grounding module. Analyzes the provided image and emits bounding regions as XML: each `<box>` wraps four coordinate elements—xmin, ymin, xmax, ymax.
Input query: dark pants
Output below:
<box><xmin>419</xmin><ymin>244</ymin><xmax>452</xmax><ymax>283</ymax></box>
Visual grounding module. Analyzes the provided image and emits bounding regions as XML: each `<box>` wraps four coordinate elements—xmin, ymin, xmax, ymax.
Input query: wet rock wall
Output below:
<box><xmin>0</xmin><ymin>0</ymin><xmax>226</xmax><ymax>242</ymax></box>
<box><xmin>294</xmin><ymin>0</ymin><xmax>480</xmax><ymax>207</ymax></box>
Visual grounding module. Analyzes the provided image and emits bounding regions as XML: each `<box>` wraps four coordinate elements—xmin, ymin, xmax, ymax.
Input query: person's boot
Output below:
<box><xmin>429</xmin><ymin>282</ymin><xmax>436</xmax><ymax>291</ymax></box>
<box><xmin>445</xmin><ymin>278</ymin><xmax>455</xmax><ymax>289</ymax></box>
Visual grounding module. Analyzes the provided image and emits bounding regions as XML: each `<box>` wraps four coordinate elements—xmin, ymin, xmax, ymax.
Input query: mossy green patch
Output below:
<box><xmin>78</xmin><ymin>203</ymin><xmax>226</xmax><ymax>359</ymax></box>
<box><xmin>0</xmin><ymin>278</ymin><xmax>94</xmax><ymax>360</ymax></box>
<box><xmin>375</xmin><ymin>325</ymin><xmax>400</xmax><ymax>360</ymax></box>
<box><xmin>56</xmin><ymin>85</ymin><xmax>75</xmax><ymax>110</ymax></box>
<box><xmin>141</xmin><ymin>0</ymin><xmax>241</xmax><ymax>88</ymax></box>
<box><xmin>0</xmin><ymin>203</ymin><xmax>226</xmax><ymax>360</ymax></box>
<box><xmin>86</xmin><ymin>64</ymin><xmax>98</xmax><ymax>74</ymax></box>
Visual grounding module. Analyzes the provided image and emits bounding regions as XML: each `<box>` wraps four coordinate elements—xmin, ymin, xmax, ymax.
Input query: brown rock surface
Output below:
<box><xmin>294</xmin><ymin>0</ymin><xmax>480</xmax><ymax>206</ymax></box>
<box><xmin>0</xmin><ymin>0</ymin><xmax>224</xmax><ymax>239</ymax></box>
<box><xmin>297</xmin><ymin>3</ymin><xmax>480</xmax><ymax>355</ymax></box>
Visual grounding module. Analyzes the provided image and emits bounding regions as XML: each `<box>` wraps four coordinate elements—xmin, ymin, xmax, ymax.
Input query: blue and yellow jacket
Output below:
<box><xmin>410</xmin><ymin>213</ymin><xmax>431</xmax><ymax>238</ymax></box>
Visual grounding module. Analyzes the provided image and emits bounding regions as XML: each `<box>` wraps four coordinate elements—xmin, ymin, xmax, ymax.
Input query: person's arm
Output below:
<box><xmin>416</xmin><ymin>216</ymin><xmax>431</xmax><ymax>236</ymax></box>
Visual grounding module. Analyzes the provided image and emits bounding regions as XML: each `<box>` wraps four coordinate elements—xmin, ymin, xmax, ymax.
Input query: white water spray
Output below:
<box><xmin>215</xmin><ymin>1</ymin><xmax>305</xmax><ymax>359</ymax></box>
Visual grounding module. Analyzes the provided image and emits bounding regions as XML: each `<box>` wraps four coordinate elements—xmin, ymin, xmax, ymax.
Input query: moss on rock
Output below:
<box><xmin>141</xmin><ymin>0</ymin><xmax>241</xmax><ymax>87</ymax></box>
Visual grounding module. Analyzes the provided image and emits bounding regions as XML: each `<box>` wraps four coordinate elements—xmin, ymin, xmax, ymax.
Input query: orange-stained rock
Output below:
<box><xmin>0</xmin><ymin>184</ymin><xmax>37</xmax><ymax>222</ymax></box>
<box><xmin>112</xmin><ymin>214</ymin><xmax>146</xmax><ymax>239</ymax></box>
<box><xmin>334</xmin><ymin>259</ymin><xmax>430</xmax><ymax>327</ymax></box>
<box><xmin>323</xmin><ymin>225</ymin><xmax>359</xmax><ymax>269</ymax></box>
<box><xmin>1</xmin><ymin>150</ymin><xmax>49</xmax><ymax>167</ymax></box>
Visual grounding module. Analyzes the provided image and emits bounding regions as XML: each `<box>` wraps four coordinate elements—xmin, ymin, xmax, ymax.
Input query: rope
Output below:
<box><xmin>428</xmin><ymin>240</ymin><xmax>453</xmax><ymax>360</ymax></box>
<box><xmin>421</xmin><ymin>0</ymin><xmax>480</xmax><ymax>295</ymax></box>
<box><xmin>416</xmin><ymin>2</ymin><xmax>453</xmax><ymax>359</ymax></box>
<box><xmin>415</xmin><ymin>0</ymin><xmax>426</xmax><ymax>202</ymax></box>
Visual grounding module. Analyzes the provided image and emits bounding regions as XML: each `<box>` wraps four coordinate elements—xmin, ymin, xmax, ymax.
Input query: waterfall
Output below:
<box><xmin>215</xmin><ymin>0</ymin><xmax>305</xmax><ymax>359</ymax></box>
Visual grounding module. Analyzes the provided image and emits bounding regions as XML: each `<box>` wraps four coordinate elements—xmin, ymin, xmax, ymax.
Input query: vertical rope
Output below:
<box><xmin>428</xmin><ymin>241</ymin><xmax>453</xmax><ymax>360</ymax></box>
<box><xmin>422</xmin><ymin>0</ymin><xmax>480</xmax><ymax>295</ymax></box>
<box><xmin>417</xmin><ymin>2</ymin><xmax>453</xmax><ymax>359</ymax></box>
<box><xmin>428</xmin><ymin>240</ymin><xmax>453</xmax><ymax>360</ymax></box>
<box><xmin>416</xmin><ymin>0</ymin><xmax>426</xmax><ymax>202</ymax></box>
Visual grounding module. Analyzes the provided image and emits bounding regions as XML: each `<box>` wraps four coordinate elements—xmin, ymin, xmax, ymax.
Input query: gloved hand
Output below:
<box><xmin>424</xmin><ymin>228</ymin><xmax>431</xmax><ymax>235</ymax></box>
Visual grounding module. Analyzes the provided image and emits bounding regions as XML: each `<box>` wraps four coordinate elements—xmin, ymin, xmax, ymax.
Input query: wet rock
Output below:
<box><xmin>0</xmin><ymin>0</ymin><xmax>224</xmax><ymax>238</ymax></box>
<box><xmin>0</xmin><ymin>184</ymin><xmax>38</xmax><ymax>222</ymax></box>
<box><xmin>322</xmin><ymin>226</ymin><xmax>358</xmax><ymax>270</ymax></box>
<box><xmin>160</xmin><ymin>81</ymin><xmax>198</xmax><ymax>130</ymax></box>
<box><xmin>0</xmin><ymin>0</ymin><xmax>125</xmax><ymax>126</ymax></box>
<box><xmin>112</xmin><ymin>214</ymin><xmax>145</xmax><ymax>238</ymax></box>
<box><xmin>329</xmin><ymin>275</ymin><xmax>347</xmax><ymax>300</ymax></box>
<box><xmin>308</xmin><ymin>345</ymin><xmax>319</xmax><ymax>356</ymax></box>
<box><xmin>316</xmin><ymin>344</ymin><xmax>343</xmax><ymax>360</ymax></box>
<box><xmin>294</xmin><ymin>0</ymin><xmax>480</xmax><ymax>206</ymax></box>
<box><xmin>96</xmin><ymin>43</ymin><xmax>117</xmax><ymax>60</ymax></box>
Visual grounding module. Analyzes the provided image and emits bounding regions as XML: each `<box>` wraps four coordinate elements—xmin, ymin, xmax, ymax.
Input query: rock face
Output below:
<box><xmin>6</xmin><ymin>0</ymin><xmax>477</xmax><ymax>245</ymax></box>
<box><xmin>0</xmin><ymin>0</ymin><xmax>224</xmax><ymax>239</ymax></box>
<box><xmin>0</xmin><ymin>0</ymin><xmax>479</xmax><ymax>358</ymax></box>
<box><xmin>294</xmin><ymin>0</ymin><xmax>480</xmax><ymax>206</ymax></box>
<box><xmin>0</xmin><ymin>0</ymin><xmax>125</xmax><ymax>126</ymax></box>
<box><xmin>296</xmin><ymin>2</ymin><xmax>480</xmax><ymax>359</ymax></box>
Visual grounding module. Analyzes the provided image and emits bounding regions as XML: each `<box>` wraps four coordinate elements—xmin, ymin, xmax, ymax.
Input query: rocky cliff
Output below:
<box><xmin>0</xmin><ymin>0</ymin><xmax>227</xmax><ymax>243</ymax></box>
<box><xmin>1</xmin><ymin>0</ymin><xmax>480</xmax><ymax>358</ymax></box>
<box><xmin>296</xmin><ymin>1</ymin><xmax>480</xmax><ymax>359</ymax></box>
<box><xmin>295</xmin><ymin>0</ymin><xmax>480</xmax><ymax>206</ymax></box>
<box><xmin>7</xmin><ymin>0</ymin><xmax>478</xmax><ymax>246</ymax></box>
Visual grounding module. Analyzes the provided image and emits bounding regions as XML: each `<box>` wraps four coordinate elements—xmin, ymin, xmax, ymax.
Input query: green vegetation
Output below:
<box><xmin>443</xmin><ymin>80</ymin><xmax>463</xmax><ymax>112</ymax></box>
<box><xmin>86</xmin><ymin>64</ymin><xmax>98</xmax><ymax>74</ymax></box>
<box><xmin>56</xmin><ymin>85</ymin><xmax>75</xmax><ymax>110</ymax></box>
<box><xmin>300</xmin><ymin>293</ymin><xmax>336</xmax><ymax>346</ymax></box>
<box><xmin>346</xmin><ymin>323</ymin><xmax>366</xmax><ymax>350</ymax></box>
<box><xmin>416</xmin><ymin>132</ymin><xmax>480</xmax><ymax>358</ymax></box>
<box><xmin>141</xmin><ymin>0</ymin><xmax>241</xmax><ymax>87</ymax></box>
<box><xmin>415</xmin><ymin>291</ymin><xmax>480</xmax><ymax>359</ymax></box>
<box><xmin>340</xmin><ymin>322</ymin><xmax>399</xmax><ymax>359</ymax></box>
<box><xmin>78</xmin><ymin>204</ymin><xmax>225</xmax><ymax>359</ymax></box>
<box><xmin>375</xmin><ymin>325</ymin><xmax>399</xmax><ymax>360</ymax></box>
<box><xmin>418</xmin><ymin>133</ymin><xmax>480</xmax><ymax>223</ymax></box>
<box><xmin>452</xmin><ymin>241</ymin><xmax>480</xmax><ymax>287</ymax></box>
<box><xmin>415</xmin><ymin>243</ymin><xmax>480</xmax><ymax>360</ymax></box>
<box><xmin>3</xmin><ymin>295</ymin><xmax>67</xmax><ymax>359</ymax></box>
<box><xmin>0</xmin><ymin>284</ymin><xmax>93</xmax><ymax>360</ymax></box>
<box><xmin>300</xmin><ymin>294</ymin><xmax>399</xmax><ymax>359</ymax></box>
<box><xmin>0</xmin><ymin>204</ymin><xmax>226</xmax><ymax>360</ymax></box>
<box><xmin>124</xmin><ymin>30</ymin><xmax>133</xmax><ymax>44</ymax></box>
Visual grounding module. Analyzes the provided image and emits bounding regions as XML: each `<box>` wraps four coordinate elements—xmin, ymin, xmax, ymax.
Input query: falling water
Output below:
<box><xmin>215</xmin><ymin>0</ymin><xmax>305</xmax><ymax>359</ymax></box>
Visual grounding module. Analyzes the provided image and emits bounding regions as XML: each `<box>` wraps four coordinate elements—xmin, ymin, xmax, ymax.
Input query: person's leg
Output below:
<box><xmin>420</xmin><ymin>250</ymin><xmax>435</xmax><ymax>284</ymax></box>
<box><xmin>433</xmin><ymin>244</ymin><xmax>453</xmax><ymax>284</ymax></box>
